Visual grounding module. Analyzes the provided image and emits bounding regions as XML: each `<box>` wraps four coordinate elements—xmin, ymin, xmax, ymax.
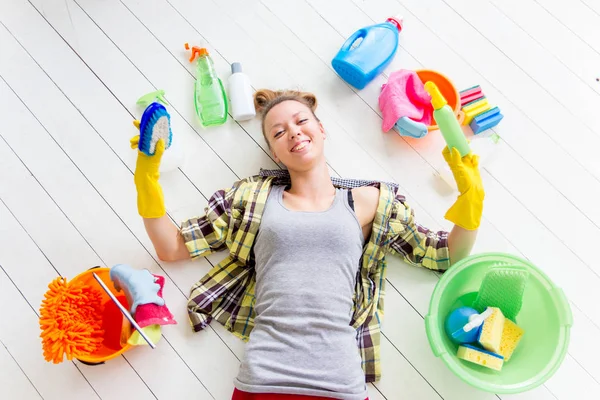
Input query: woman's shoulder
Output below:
<box><xmin>351</xmin><ymin>186</ymin><xmax>380</xmax><ymax>203</ymax></box>
<box><xmin>351</xmin><ymin>186</ymin><xmax>380</xmax><ymax>227</ymax></box>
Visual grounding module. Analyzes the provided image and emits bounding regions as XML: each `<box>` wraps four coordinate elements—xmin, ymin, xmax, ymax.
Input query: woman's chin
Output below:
<box><xmin>284</xmin><ymin>153</ymin><xmax>322</xmax><ymax>171</ymax></box>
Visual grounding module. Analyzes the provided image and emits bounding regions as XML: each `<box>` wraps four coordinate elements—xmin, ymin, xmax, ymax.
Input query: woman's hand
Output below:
<box><xmin>131</xmin><ymin>121</ymin><xmax>166</xmax><ymax>218</ymax></box>
<box><xmin>443</xmin><ymin>146</ymin><xmax>485</xmax><ymax>231</ymax></box>
<box><xmin>443</xmin><ymin>146</ymin><xmax>484</xmax><ymax>265</ymax></box>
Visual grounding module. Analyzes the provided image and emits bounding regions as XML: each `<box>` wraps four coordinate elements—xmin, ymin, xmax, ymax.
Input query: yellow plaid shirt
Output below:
<box><xmin>180</xmin><ymin>170</ymin><xmax>450</xmax><ymax>382</ymax></box>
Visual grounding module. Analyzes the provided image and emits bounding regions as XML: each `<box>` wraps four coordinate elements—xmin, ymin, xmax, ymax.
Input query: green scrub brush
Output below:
<box><xmin>473</xmin><ymin>265</ymin><xmax>529</xmax><ymax>322</ymax></box>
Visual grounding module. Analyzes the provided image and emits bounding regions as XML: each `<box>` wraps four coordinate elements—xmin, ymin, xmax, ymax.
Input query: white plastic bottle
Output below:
<box><xmin>227</xmin><ymin>62</ymin><xmax>256</xmax><ymax>121</ymax></box>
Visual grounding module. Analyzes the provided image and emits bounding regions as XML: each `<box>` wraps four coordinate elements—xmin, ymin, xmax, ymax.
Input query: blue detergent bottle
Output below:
<box><xmin>332</xmin><ymin>16</ymin><xmax>403</xmax><ymax>90</ymax></box>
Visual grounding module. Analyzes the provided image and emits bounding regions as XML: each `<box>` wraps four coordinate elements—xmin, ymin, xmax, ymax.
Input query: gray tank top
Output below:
<box><xmin>233</xmin><ymin>185</ymin><xmax>368</xmax><ymax>399</ymax></box>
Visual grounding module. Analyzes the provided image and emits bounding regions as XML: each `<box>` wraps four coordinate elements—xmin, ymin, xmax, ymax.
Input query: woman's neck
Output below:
<box><xmin>287</xmin><ymin>162</ymin><xmax>335</xmax><ymax>200</ymax></box>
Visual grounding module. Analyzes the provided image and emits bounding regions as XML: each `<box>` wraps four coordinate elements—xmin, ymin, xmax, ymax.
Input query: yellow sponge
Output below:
<box><xmin>498</xmin><ymin>319</ymin><xmax>524</xmax><ymax>361</ymax></box>
<box><xmin>457</xmin><ymin>344</ymin><xmax>504</xmax><ymax>371</ymax></box>
<box><xmin>477</xmin><ymin>307</ymin><xmax>505</xmax><ymax>353</ymax></box>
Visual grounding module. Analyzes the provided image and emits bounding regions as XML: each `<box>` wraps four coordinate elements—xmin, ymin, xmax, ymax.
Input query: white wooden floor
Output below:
<box><xmin>1</xmin><ymin>0</ymin><xmax>600</xmax><ymax>399</ymax></box>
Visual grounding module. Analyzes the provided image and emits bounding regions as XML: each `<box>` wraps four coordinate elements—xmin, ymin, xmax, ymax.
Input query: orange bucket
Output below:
<box><xmin>415</xmin><ymin>69</ymin><xmax>464</xmax><ymax>131</ymax></box>
<box><xmin>70</xmin><ymin>267</ymin><xmax>133</xmax><ymax>365</ymax></box>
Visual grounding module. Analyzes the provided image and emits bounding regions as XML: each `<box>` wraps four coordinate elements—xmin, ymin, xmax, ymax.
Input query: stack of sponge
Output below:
<box><xmin>459</xmin><ymin>85</ymin><xmax>504</xmax><ymax>135</ymax></box>
<box><xmin>448</xmin><ymin>266</ymin><xmax>529</xmax><ymax>371</ymax></box>
<box><xmin>456</xmin><ymin>306</ymin><xmax>524</xmax><ymax>371</ymax></box>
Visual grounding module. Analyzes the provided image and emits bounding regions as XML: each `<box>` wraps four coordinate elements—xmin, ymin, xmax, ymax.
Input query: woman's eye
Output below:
<box><xmin>275</xmin><ymin>130</ymin><xmax>284</xmax><ymax>138</ymax></box>
<box><xmin>298</xmin><ymin>119</ymin><xmax>308</xmax><ymax>124</ymax></box>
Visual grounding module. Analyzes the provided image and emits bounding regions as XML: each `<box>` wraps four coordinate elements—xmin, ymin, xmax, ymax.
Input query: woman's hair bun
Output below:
<box><xmin>254</xmin><ymin>89</ymin><xmax>279</xmax><ymax>114</ymax></box>
<box><xmin>253</xmin><ymin>89</ymin><xmax>318</xmax><ymax>115</ymax></box>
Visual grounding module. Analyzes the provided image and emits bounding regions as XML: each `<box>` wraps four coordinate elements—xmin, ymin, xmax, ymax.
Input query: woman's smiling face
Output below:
<box><xmin>264</xmin><ymin>99</ymin><xmax>326</xmax><ymax>172</ymax></box>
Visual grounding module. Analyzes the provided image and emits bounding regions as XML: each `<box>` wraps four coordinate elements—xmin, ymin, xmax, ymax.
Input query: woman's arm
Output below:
<box><xmin>448</xmin><ymin>225</ymin><xmax>477</xmax><ymax>266</ymax></box>
<box><xmin>144</xmin><ymin>216</ymin><xmax>190</xmax><ymax>261</ymax></box>
<box><xmin>131</xmin><ymin>132</ymin><xmax>190</xmax><ymax>262</ymax></box>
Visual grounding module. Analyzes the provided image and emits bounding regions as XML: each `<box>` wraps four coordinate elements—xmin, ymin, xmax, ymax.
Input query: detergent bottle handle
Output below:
<box><xmin>340</xmin><ymin>28</ymin><xmax>367</xmax><ymax>52</ymax></box>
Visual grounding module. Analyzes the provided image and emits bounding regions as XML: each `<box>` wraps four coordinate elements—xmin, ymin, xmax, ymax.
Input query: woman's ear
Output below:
<box><xmin>319</xmin><ymin>121</ymin><xmax>326</xmax><ymax>140</ymax></box>
<box><xmin>271</xmin><ymin>148</ymin><xmax>280</xmax><ymax>164</ymax></box>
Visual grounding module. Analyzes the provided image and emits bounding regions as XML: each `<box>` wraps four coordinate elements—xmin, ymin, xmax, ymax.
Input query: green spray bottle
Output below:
<box><xmin>185</xmin><ymin>43</ymin><xmax>228</xmax><ymax>127</ymax></box>
<box><xmin>424</xmin><ymin>81</ymin><xmax>470</xmax><ymax>157</ymax></box>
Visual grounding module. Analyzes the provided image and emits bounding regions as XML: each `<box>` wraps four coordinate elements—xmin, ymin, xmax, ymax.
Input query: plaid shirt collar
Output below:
<box><xmin>258</xmin><ymin>168</ymin><xmax>400</xmax><ymax>191</ymax></box>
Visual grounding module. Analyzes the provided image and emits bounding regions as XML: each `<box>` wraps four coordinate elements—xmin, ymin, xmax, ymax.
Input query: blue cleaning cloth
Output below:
<box><xmin>110</xmin><ymin>264</ymin><xmax>165</xmax><ymax>314</ymax></box>
<box><xmin>395</xmin><ymin>116</ymin><xmax>428</xmax><ymax>138</ymax></box>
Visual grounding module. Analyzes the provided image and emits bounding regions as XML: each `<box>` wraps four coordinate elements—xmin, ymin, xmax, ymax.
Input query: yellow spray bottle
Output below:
<box><xmin>424</xmin><ymin>81</ymin><xmax>470</xmax><ymax>157</ymax></box>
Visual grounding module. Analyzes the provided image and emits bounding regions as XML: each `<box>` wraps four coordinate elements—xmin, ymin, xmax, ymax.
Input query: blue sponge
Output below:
<box><xmin>139</xmin><ymin>102</ymin><xmax>172</xmax><ymax>156</ymax></box>
<box><xmin>470</xmin><ymin>106</ymin><xmax>503</xmax><ymax>134</ymax></box>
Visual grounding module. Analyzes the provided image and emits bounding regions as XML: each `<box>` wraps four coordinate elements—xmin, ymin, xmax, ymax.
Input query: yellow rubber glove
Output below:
<box><xmin>443</xmin><ymin>146</ymin><xmax>485</xmax><ymax>230</ymax></box>
<box><xmin>131</xmin><ymin>120</ymin><xmax>166</xmax><ymax>218</ymax></box>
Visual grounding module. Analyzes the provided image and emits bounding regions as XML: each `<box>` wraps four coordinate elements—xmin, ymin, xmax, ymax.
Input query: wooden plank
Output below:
<box><xmin>442</xmin><ymin>0</ymin><xmax>600</xmax><ymax>136</ymax></box>
<box><xmin>367</xmin><ymin>385</ymin><xmax>387</xmax><ymax>400</ymax></box>
<box><xmin>581</xmin><ymin>0</ymin><xmax>600</xmax><ymax>16</ymax></box>
<box><xmin>0</xmin><ymin>79</ymin><xmax>215</xmax><ymax>400</ymax></box>
<box><xmin>2</xmin><ymin>0</ymin><xmax>596</xmax><ymax>400</ymax></box>
<box><xmin>488</xmin><ymin>0</ymin><xmax>600</xmax><ymax>91</ymax></box>
<box><xmin>535</xmin><ymin>0</ymin><xmax>600</xmax><ymax>52</ymax></box>
<box><xmin>18</xmin><ymin>0</ymin><xmax>241</xmax><ymax>199</ymax></box>
<box><xmin>0</xmin><ymin>340</ymin><xmax>43</xmax><ymax>400</ymax></box>
<box><xmin>544</xmin><ymin>354</ymin><xmax>600</xmax><ymax>400</ymax></box>
<box><xmin>0</xmin><ymin>26</ymin><xmax>226</xmax><ymax>400</ymax></box>
<box><xmin>435</xmin><ymin>0</ymin><xmax>600</xmax><ymax>225</ymax></box>
<box><xmin>375</xmin><ymin>337</ymin><xmax>443</xmax><ymax>400</ymax></box>
<box><xmin>7</xmin><ymin>3</ymin><xmax>255</xmax><ymax>361</ymax></box>
<box><xmin>568</xmin><ymin>305</ymin><xmax>600</xmax><ymax>384</ymax></box>
<box><xmin>70</xmin><ymin>0</ymin><xmax>277</xmax><ymax>176</ymax></box>
<box><xmin>0</xmin><ymin>211</ymin><xmax>100</xmax><ymax>400</ymax></box>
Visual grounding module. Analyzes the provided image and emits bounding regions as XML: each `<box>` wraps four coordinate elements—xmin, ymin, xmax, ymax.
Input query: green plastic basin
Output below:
<box><xmin>425</xmin><ymin>253</ymin><xmax>572</xmax><ymax>394</ymax></box>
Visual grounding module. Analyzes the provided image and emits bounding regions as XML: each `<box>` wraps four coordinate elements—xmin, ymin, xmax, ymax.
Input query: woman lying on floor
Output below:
<box><xmin>131</xmin><ymin>89</ymin><xmax>484</xmax><ymax>400</ymax></box>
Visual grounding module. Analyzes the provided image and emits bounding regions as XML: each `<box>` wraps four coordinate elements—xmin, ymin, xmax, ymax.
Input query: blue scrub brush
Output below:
<box><xmin>138</xmin><ymin>102</ymin><xmax>172</xmax><ymax>156</ymax></box>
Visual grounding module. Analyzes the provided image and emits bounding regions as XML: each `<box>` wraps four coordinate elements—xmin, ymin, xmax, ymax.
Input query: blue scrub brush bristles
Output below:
<box><xmin>138</xmin><ymin>102</ymin><xmax>172</xmax><ymax>156</ymax></box>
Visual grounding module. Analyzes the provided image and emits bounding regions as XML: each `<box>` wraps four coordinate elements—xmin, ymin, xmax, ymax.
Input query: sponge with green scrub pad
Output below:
<box><xmin>477</xmin><ymin>306</ymin><xmax>505</xmax><ymax>353</ymax></box>
<box><xmin>473</xmin><ymin>266</ymin><xmax>529</xmax><ymax>321</ymax></box>
<box><xmin>457</xmin><ymin>344</ymin><xmax>504</xmax><ymax>371</ymax></box>
<box><xmin>498</xmin><ymin>319</ymin><xmax>524</xmax><ymax>362</ymax></box>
